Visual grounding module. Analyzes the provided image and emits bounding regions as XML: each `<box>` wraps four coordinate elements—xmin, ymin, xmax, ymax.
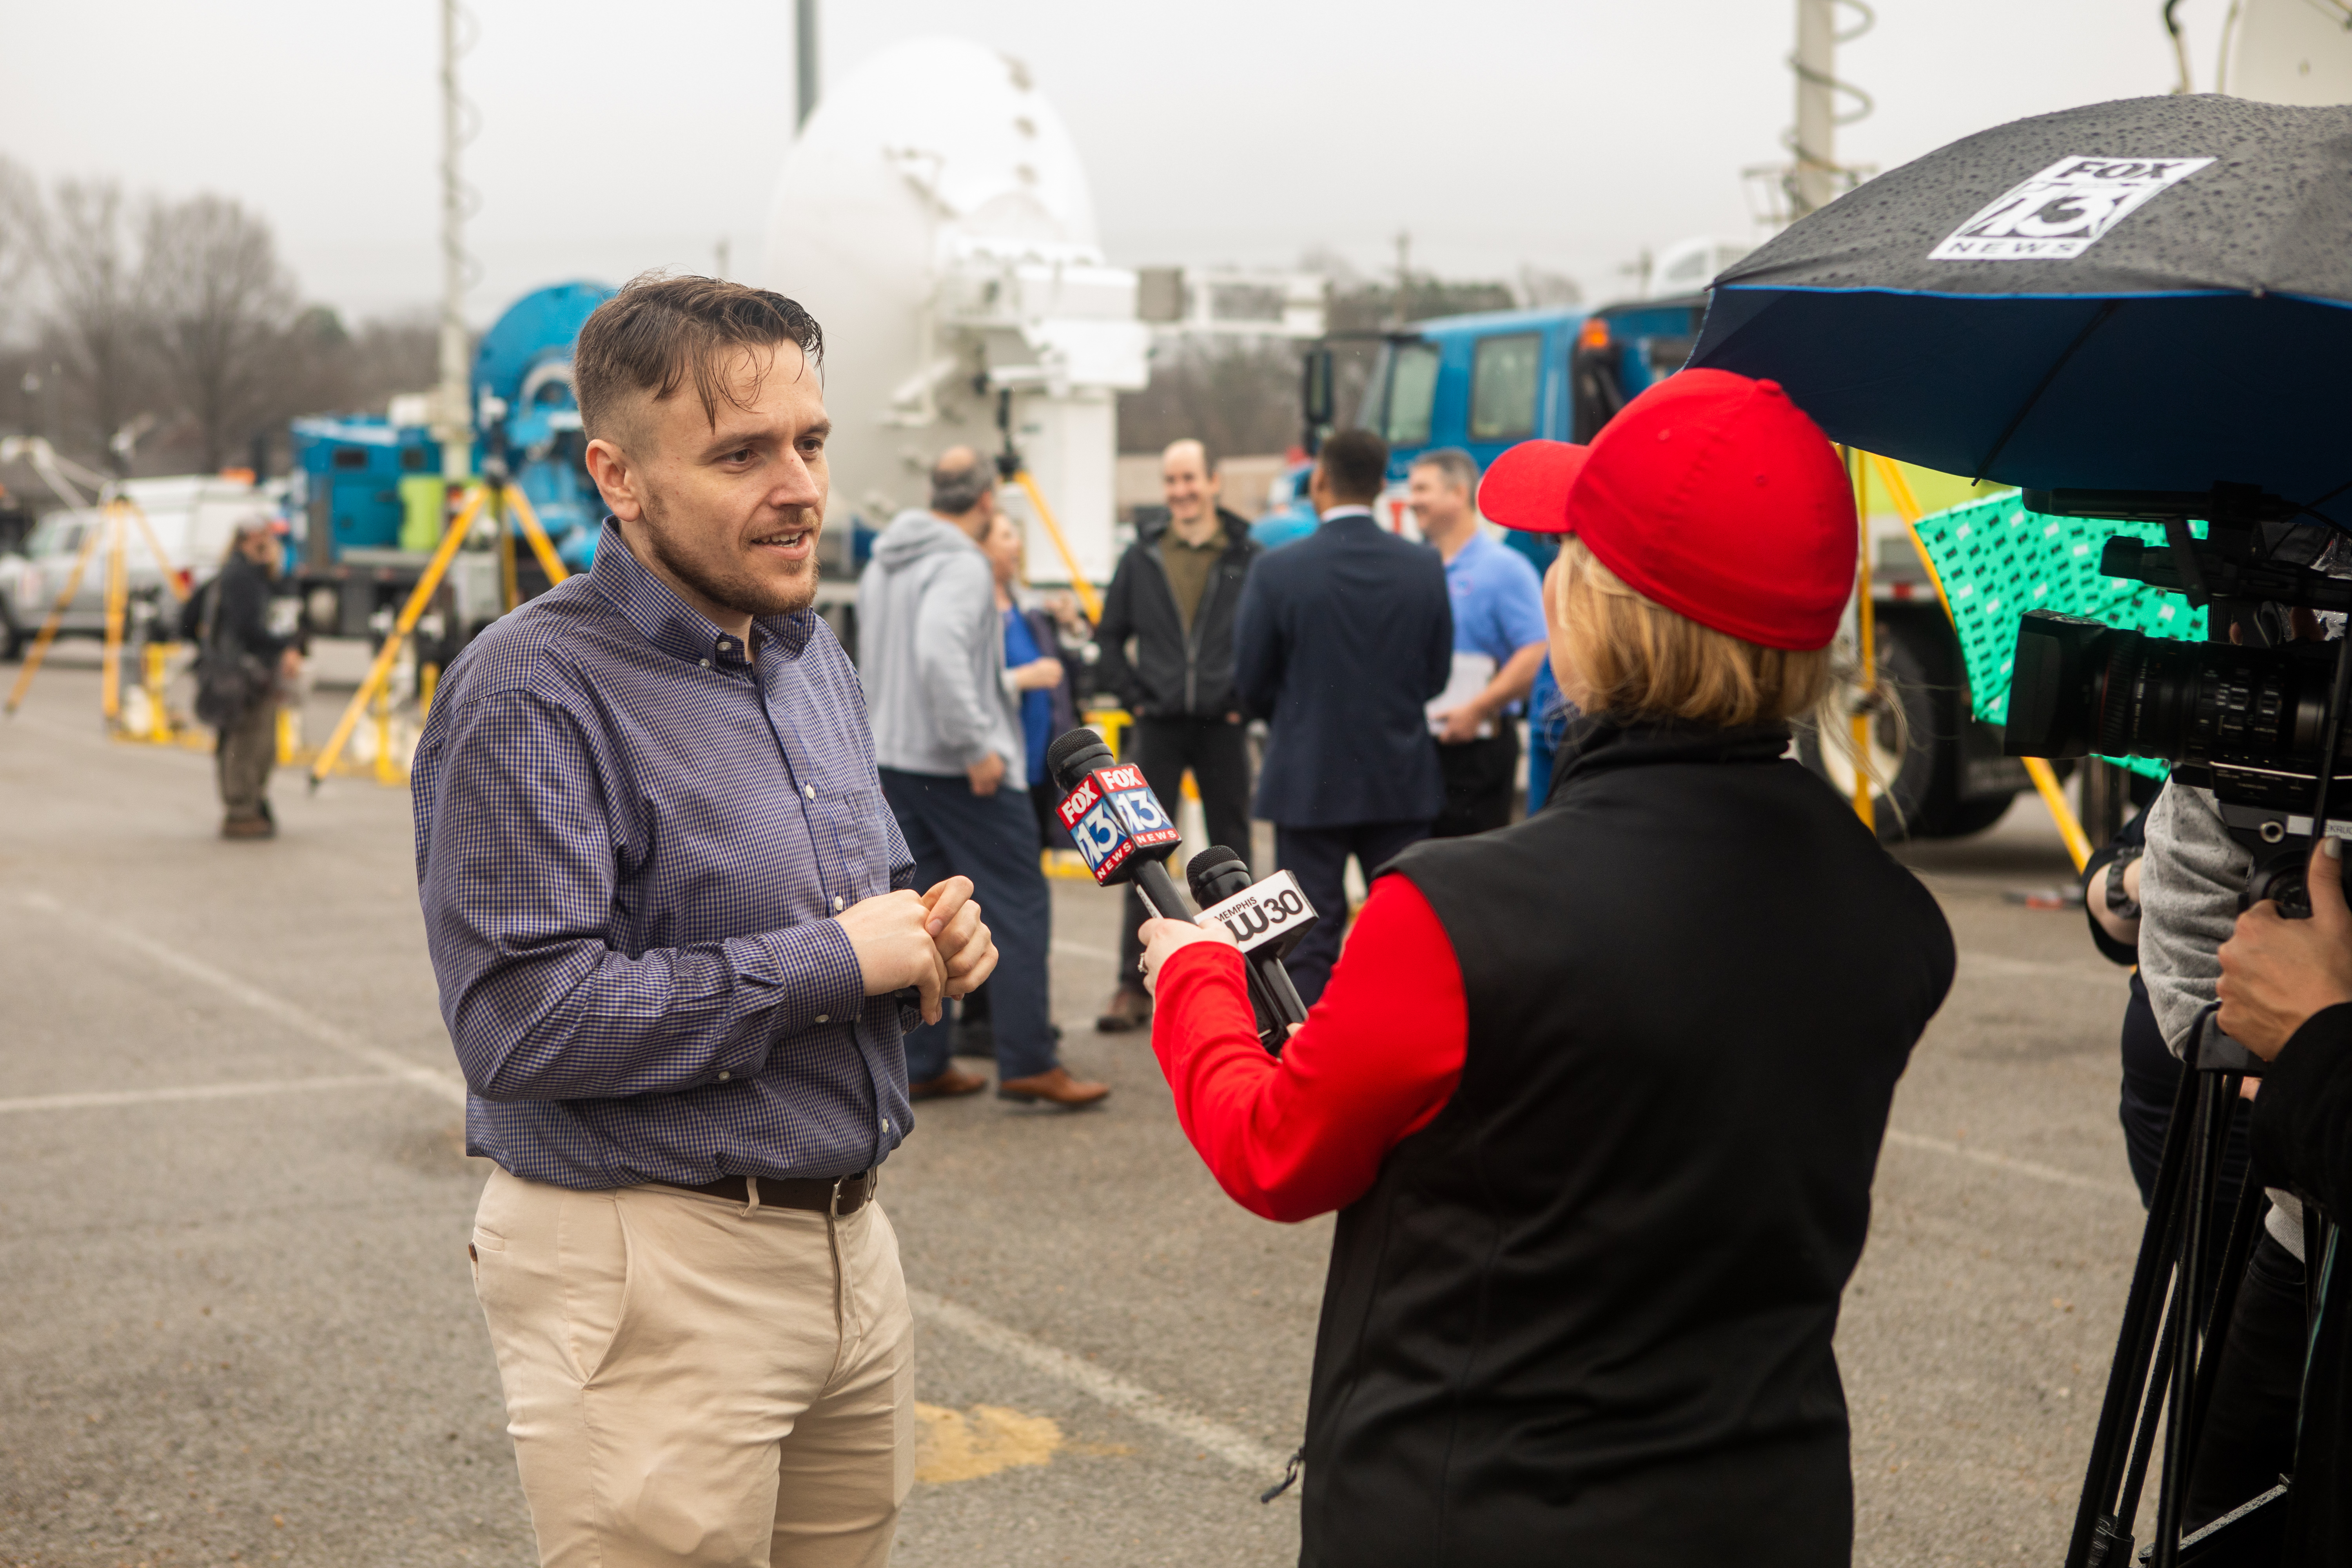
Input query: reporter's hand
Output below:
<box><xmin>837</xmin><ymin>890</ymin><xmax>948</xmax><ymax>1024</ymax></box>
<box><xmin>967</xmin><ymin>752</ymin><xmax>1006</xmax><ymax>797</ymax></box>
<box><xmin>2218</xmin><ymin>837</ymin><xmax>2352</xmax><ymax>1058</ymax></box>
<box><xmin>920</xmin><ymin>876</ymin><xmax>998</xmax><ymax>997</ymax></box>
<box><xmin>1137</xmin><ymin>913</ymin><xmax>1238</xmax><ymax>997</ymax></box>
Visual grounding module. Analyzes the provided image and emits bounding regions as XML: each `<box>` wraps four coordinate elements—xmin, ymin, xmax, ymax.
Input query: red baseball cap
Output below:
<box><xmin>1477</xmin><ymin>369</ymin><xmax>1856</xmax><ymax>651</ymax></box>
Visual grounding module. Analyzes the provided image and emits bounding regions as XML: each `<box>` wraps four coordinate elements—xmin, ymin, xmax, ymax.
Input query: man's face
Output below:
<box><xmin>586</xmin><ymin>342</ymin><xmax>829</xmax><ymax>621</ymax></box>
<box><xmin>1407</xmin><ymin>466</ymin><xmax>1469</xmax><ymax>535</ymax></box>
<box><xmin>1162</xmin><ymin>449</ymin><xmax>1218</xmax><ymax>526</ymax></box>
<box><xmin>240</xmin><ymin>530</ymin><xmax>279</xmax><ymax>573</ymax></box>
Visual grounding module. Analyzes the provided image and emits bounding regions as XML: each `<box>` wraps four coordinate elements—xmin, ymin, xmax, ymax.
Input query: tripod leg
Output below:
<box><xmin>4</xmin><ymin>508</ymin><xmax>108</xmax><ymax>716</ymax></box>
<box><xmin>2180</xmin><ymin>1090</ymin><xmax>2266</xmax><ymax>1489</ymax></box>
<box><xmin>2068</xmin><ymin>1065</ymin><xmax>2201</xmax><ymax>1568</ymax></box>
<box><xmin>2153</xmin><ymin>1073</ymin><xmax>2227</xmax><ymax>1568</ymax></box>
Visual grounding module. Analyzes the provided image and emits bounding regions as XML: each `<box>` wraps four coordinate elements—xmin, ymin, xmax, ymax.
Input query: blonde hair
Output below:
<box><xmin>1551</xmin><ymin>535</ymin><xmax>1832</xmax><ymax>726</ymax></box>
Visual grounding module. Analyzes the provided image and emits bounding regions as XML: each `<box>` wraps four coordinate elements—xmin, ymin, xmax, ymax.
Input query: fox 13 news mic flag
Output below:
<box><xmin>1044</xmin><ymin>730</ymin><xmax>1189</xmax><ymax>922</ymax></box>
<box><xmin>1187</xmin><ymin>847</ymin><xmax>1314</xmax><ymax>1054</ymax></box>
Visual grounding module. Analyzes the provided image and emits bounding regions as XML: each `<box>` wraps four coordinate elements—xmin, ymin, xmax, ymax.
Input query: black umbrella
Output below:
<box><xmin>1688</xmin><ymin>94</ymin><xmax>2352</xmax><ymax>524</ymax></box>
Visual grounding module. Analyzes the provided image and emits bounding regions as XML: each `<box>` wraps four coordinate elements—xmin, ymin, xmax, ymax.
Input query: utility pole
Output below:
<box><xmin>1788</xmin><ymin>0</ymin><xmax>1872</xmax><ymax>221</ymax></box>
<box><xmin>1791</xmin><ymin>0</ymin><xmax>1838</xmax><ymax>219</ymax></box>
<box><xmin>433</xmin><ymin>0</ymin><xmax>473</xmax><ymax>482</ymax></box>
<box><xmin>795</xmin><ymin>0</ymin><xmax>820</xmax><ymax>132</ymax></box>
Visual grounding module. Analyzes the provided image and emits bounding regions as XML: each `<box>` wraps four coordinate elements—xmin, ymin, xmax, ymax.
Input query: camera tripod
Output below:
<box><xmin>2066</xmin><ymin>1022</ymin><xmax>2289</xmax><ymax>1567</ymax></box>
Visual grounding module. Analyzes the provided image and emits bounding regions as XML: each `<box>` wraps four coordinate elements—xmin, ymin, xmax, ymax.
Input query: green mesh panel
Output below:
<box><xmin>1907</xmin><ymin>492</ymin><xmax>2206</xmax><ymax>781</ymax></box>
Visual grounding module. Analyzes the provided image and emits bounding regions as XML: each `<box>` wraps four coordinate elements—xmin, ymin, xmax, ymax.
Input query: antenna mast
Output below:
<box><xmin>434</xmin><ymin>0</ymin><xmax>473</xmax><ymax>481</ymax></box>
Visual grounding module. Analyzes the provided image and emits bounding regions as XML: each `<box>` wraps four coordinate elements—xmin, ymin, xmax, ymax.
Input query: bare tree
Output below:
<box><xmin>0</xmin><ymin>156</ymin><xmax>43</xmax><ymax>347</ymax></box>
<box><xmin>140</xmin><ymin>194</ymin><xmax>296</xmax><ymax>471</ymax></box>
<box><xmin>32</xmin><ymin>178</ymin><xmax>150</xmax><ymax>470</ymax></box>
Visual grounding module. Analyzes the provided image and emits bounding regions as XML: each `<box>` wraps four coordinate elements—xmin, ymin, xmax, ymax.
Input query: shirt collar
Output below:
<box><xmin>588</xmin><ymin>518</ymin><xmax>815</xmax><ymax>666</ymax></box>
<box><xmin>1319</xmin><ymin>505</ymin><xmax>1376</xmax><ymax>524</ymax></box>
<box><xmin>1444</xmin><ymin>529</ymin><xmax>1492</xmax><ymax>570</ymax></box>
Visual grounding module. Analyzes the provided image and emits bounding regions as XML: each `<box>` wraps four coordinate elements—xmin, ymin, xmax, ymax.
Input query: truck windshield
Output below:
<box><xmin>1470</xmin><ymin>333</ymin><xmax>1541</xmax><ymax>441</ymax></box>
<box><xmin>1376</xmin><ymin>341</ymin><xmax>1441</xmax><ymax>448</ymax></box>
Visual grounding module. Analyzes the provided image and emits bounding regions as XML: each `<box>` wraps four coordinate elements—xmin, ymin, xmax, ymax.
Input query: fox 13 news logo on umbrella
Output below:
<box><xmin>1930</xmin><ymin>155</ymin><xmax>2213</xmax><ymax>261</ymax></box>
<box><xmin>1054</xmin><ymin>763</ymin><xmax>1182</xmax><ymax>883</ymax></box>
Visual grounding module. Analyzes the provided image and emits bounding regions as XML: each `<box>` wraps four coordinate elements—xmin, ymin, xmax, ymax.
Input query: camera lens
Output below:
<box><xmin>2007</xmin><ymin>609</ymin><xmax>2330</xmax><ymax>788</ymax></box>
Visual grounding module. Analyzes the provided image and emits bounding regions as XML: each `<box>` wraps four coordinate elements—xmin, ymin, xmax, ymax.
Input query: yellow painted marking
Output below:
<box><xmin>913</xmin><ymin>1402</ymin><xmax>1063</xmax><ymax>1484</ymax></box>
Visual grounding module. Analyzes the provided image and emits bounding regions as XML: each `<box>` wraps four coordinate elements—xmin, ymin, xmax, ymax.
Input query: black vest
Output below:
<box><xmin>1298</xmin><ymin>721</ymin><xmax>1955</xmax><ymax>1567</ymax></box>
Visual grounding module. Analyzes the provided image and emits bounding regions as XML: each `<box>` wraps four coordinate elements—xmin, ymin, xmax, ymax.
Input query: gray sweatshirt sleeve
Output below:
<box><xmin>913</xmin><ymin>553</ymin><xmax>1001</xmax><ymax>768</ymax></box>
<box><xmin>2135</xmin><ymin>782</ymin><xmax>2310</xmax><ymax>1259</ymax></box>
<box><xmin>2138</xmin><ymin>781</ymin><xmax>2250</xmax><ymax>1054</ymax></box>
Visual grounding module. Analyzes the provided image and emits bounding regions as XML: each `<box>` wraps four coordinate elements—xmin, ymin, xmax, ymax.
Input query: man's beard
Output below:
<box><xmin>637</xmin><ymin>485</ymin><xmax>819</xmax><ymax>620</ymax></box>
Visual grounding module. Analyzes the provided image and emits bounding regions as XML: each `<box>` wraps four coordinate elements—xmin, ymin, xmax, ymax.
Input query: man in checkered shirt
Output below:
<box><xmin>413</xmin><ymin>274</ymin><xmax>995</xmax><ymax>1567</ymax></box>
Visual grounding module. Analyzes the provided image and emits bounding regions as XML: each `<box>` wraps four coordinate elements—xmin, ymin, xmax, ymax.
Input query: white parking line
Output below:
<box><xmin>0</xmin><ymin>1074</ymin><xmax>402</xmax><ymax>1116</ymax></box>
<box><xmin>907</xmin><ymin>1287</ymin><xmax>1292</xmax><ymax>1481</ymax></box>
<box><xmin>1884</xmin><ymin>1129</ymin><xmax>2141</xmax><ymax>1201</ymax></box>
<box><xmin>16</xmin><ymin>891</ymin><xmax>468</xmax><ymax>1107</ymax></box>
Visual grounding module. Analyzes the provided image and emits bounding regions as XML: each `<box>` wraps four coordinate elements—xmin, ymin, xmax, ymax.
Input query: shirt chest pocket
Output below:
<box><xmin>811</xmin><ymin>783</ymin><xmax>896</xmax><ymax>900</ymax></box>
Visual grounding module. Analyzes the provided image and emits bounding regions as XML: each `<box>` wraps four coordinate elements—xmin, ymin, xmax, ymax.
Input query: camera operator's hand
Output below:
<box><xmin>2218</xmin><ymin>837</ymin><xmax>2352</xmax><ymax>1058</ymax></box>
<box><xmin>1137</xmin><ymin>914</ymin><xmax>1238</xmax><ymax>997</ymax></box>
<box><xmin>838</xmin><ymin>890</ymin><xmax>949</xmax><ymax>1024</ymax></box>
<box><xmin>920</xmin><ymin>876</ymin><xmax>998</xmax><ymax>999</ymax></box>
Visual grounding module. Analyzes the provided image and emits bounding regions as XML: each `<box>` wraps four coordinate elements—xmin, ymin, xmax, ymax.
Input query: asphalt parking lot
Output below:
<box><xmin>2</xmin><ymin>648</ymin><xmax>2150</xmax><ymax>1567</ymax></box>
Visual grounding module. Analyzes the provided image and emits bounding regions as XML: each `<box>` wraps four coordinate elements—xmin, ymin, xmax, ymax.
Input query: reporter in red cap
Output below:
<box><xmin>1139</xmin><ymin>369</ymin><xmax>1954</xmax><ymax>1566</ymax></box>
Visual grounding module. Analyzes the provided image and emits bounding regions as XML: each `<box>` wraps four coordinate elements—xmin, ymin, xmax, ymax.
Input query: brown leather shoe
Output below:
<box><xmin>908</xmin><ymin>1067</ymin><xmax>989</xmax><ymax>1101</ymax></box>
<box><xmin>1094</xmin><ymin>985</ymin><xmax>1152</xmax><ymax>1034</ymax></box>
<box><xmin>996</xmin><ymin>1066</ymin><xmax>1111</xmax><ymax>1109</ymax></box>
<box><xmin>220</xmin><ymin>815</ymin><xmax>275</xmax><ymax>841</ymax></box>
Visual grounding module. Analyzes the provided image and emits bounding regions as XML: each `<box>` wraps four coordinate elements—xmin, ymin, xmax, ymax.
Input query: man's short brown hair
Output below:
<box><xmin>573</xmin><ymin>272</ymin><xmax>824</xmax><ymax>443</ymax></box>
<box><xmin>1316</xmin><ymin>428</ymin><xmax>1390</xmax><ymax>505</ymax></box>
<box><xmin>1410</xmin><ymin>447</ymin><xmax>1478</xmax><ymax>496</ymax></box>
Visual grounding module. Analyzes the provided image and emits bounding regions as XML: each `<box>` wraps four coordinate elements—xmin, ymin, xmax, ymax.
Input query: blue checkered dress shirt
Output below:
<box><xmin>412</xmin><ymin>521</ymin><xmax>917</xmax><ymax>1190</ymax></box>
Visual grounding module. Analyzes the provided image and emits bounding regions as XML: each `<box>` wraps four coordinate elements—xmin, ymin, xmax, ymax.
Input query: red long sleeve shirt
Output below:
<box><xmin>1149</xmin><ymin>875</ymin><xmax>1469</xmax><ymax>1221</ymax></box>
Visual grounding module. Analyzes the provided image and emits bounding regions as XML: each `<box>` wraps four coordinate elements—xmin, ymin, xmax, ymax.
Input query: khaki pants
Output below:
<box><xmin>215</xmin><ymin>691</ymin><xmax>279</xmax><ymax>821</ymax></box>
<box><xmin>471</xmin><ymin>1169</ymin><xmax>915</xmax><ymax>1568</ymax></box>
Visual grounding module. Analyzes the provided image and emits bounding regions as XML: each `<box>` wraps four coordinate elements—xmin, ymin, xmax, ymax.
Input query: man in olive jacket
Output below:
<box><xmin>1091</xmin><ymin>439</ymin><xmax>1263</xmax><ymax>1029</ymax></box>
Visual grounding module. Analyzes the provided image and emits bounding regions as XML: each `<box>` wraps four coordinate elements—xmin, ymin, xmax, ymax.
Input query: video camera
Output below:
<box><xmin>2000</xmin><ymin>482</ymin><xmax>2352</xmax><ymax>916</ymax></box>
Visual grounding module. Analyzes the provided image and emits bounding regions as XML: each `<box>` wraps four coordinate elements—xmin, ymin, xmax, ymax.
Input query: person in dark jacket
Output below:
<box><xmin>1090</xmin><ymin>439</ymin><xmax>1264</xmax><ymax>1029</ymax></box>
<box><xmin>2217</xmin><ymin>835</ymin><xmax>2352</xmax><ymax>1566</ymax></box>
<box><xmin>197</xmin><ymin>522</ymin><xmax>302</xmax><ymax>840</ymax></box>
<box><xmin>1231</xmin><ymin>428</ymin><xmax>1451</xmax><ymax>1006</ymax></box>
<box><xmin>1139</xmin><ymin>371</ymin><xmax>1955</xmax><ymax>1567</ymax></box>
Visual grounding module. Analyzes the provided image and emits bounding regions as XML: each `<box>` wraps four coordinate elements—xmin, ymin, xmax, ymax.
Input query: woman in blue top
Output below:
<box><xmin>981</xmin><ymin>512</ymin><xmax>1079</xmax><ymax>845</ymax></box>
<box><xmin>958</xmin><ymin>514</ymin><xmax>1084</xmax><ymax>1057</ymax></box>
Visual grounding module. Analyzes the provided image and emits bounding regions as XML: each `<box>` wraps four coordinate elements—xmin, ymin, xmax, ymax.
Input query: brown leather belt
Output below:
<box><xmin>652</xmin><ymin>1169</ymin><xmax>876</xmax><ymax>1216</ymax></box>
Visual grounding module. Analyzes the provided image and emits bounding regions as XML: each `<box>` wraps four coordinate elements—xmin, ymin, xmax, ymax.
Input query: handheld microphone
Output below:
<box><xmin>1045</xmin><ymin>729</ymin><xmax>1189</xmax><ymax>922</ymax></box>
<box><xmin>1187</xmin><ymin>847</ymin><xmax>1313</xmax><ymax>1052</ymax></box>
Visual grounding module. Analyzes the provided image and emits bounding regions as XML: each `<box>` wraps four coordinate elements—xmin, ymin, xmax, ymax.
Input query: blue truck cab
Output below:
<box><xmin>1259</xmin><ymin>295</ymin><xmax>1708</xmax><ymax>564</ymax></box>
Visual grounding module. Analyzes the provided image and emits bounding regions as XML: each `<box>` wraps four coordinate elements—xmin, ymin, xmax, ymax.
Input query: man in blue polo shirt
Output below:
<box><xmin>1410</xmin><ymin>448</ymin><xmax>1550</xmax><ymax>836</ymax></box>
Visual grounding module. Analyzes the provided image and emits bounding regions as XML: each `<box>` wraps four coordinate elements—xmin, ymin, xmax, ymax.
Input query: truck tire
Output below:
<box><xmin>0</xmin><ymin>607</ymin><xmax>22</xmax><ymax>663</ymax></box>
<box><xmin>1797</xmin><ymin>619</ymin><xmax>1942</xmax><ymax>841</ymax></box>
<box><xmin>1796</xmin><ymin>611</ymin><xmax>2010</xmax><ymax>842</ymax></box>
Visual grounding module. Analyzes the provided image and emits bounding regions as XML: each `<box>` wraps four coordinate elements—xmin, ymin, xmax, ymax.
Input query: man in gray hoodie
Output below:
<box><xmin>859</xmin><ymin>449</ymin><xmax>1109</xmax><ymax>1108</ymax></box>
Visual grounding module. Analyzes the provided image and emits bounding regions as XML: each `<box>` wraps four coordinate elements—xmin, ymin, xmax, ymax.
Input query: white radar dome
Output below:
<box><xmin>761</xmin><ymin>36</ymin><xmax>1111</xmax><ymax>528</ymax></box>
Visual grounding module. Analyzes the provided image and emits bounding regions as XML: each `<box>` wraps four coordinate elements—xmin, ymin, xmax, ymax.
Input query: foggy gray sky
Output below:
<box><xmin>2</xmin><ymin>1</ymin><xmax>2238</xmax><ymax>325</ymax></box>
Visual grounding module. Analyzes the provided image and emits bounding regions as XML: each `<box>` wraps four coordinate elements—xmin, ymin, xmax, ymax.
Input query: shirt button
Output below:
<box><xmin>717</xmin><ymin>1070</ymin><xmax>731</xmax><ymax>1082</ymax></box>
<box><xmin>883</xmin><ymin>1118</ymin><xmax>892</xmax><ymax>1133</ymax></box>
<box><xmin>814</xmin><ymin>1013</ymin><xmax>828</xmax><ymax>1024</ymax></box>
<box><xmin>803</xmin><ymin>784</ymin><xmax>815</xmax><ymax>799</ymax></box>
<box><xmin>832</xmin><ymin>896</ymin><xmax>845</xmax><ymax>911</ymax></box>
<box><xmin>699</xmin><ymin>658</ymin><xmax>712</xmax><ymax>669</ymax></box>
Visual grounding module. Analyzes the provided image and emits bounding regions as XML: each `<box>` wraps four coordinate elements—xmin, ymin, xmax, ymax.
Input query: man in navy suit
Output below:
<box><xmin>1234</xmin><ymin>428</ymin><xmax>1452</xmax><ymax>1005</ymax></box>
